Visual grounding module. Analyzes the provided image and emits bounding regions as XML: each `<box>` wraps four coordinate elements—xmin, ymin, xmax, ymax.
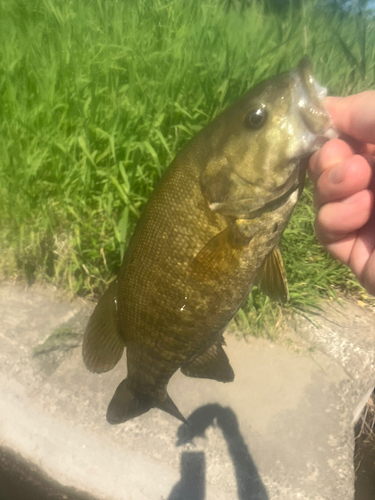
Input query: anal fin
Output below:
<box><xmin>82</xmin><ymin>280</ymin><xmax>125</xmax><ymax>373</ymax></box>
<box><xmin>181</xmin><ymin>338</ymin><xmax>234</xmax><ymax>383</ymax></box>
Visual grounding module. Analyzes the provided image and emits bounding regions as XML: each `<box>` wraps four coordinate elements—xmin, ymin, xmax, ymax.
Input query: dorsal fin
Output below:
<box><xmin>82</xmin><ymin>280</ymin><xmax>125</xmax><ymax>373</ymax></box>
<box><xmin>256</xmin><ymin>246</ymin><xmax>289</xmax><ymax>304</ymax></box>
<box><xmin>181</xmin><ymin>338</ymin><xmax>234</xmax><ymax>383</ymax></box>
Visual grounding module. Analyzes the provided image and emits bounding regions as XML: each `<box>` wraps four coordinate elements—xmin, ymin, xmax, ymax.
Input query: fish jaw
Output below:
<box><xmin>290</xmin><ymin>58</ymin><xmax>338</xmax><ymax>156</ymax></box>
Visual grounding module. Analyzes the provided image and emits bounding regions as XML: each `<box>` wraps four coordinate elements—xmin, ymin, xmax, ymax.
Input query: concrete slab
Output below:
<box><xmin>0</xmin><ymin>282</ymin><xmax>374</xmax><ymax>500</ymax></box>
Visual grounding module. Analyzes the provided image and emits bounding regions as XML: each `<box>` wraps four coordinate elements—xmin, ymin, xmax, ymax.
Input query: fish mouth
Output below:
<box><xmin>293</xmin><ymin>56</ymin><xmax>337</xmax><ymax>150</ymax></box>
<box><xmin>240</xmin><ymin>179</ymin><xmax>300</xmax><ymax>220</ymax></box>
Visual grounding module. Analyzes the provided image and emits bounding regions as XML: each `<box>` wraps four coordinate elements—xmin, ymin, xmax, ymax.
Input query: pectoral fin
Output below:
<box><xmin>82</xmin><ymin>280</ymin><xmax>125</xmax><ymax>373</ymax></box>
<box><xmin>190</xmin><ymin>227</ymin><xmax>243</xmax><ymax>282</ymax></box>
<box><xmin>256</xmin><ymin>246</ymin><xmax>289</xmax><ymax>304</ymax></box>
<box><xmin>181</xmin><ymin>338</ymin><xmax>234</xmax><ymax>383</ymax></box>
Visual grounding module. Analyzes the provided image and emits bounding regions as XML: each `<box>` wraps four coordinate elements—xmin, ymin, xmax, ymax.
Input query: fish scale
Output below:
<box><xmin>82</xmin><ymin>58</ymin><xmax>335</xmax><ymax>426</ymax></box>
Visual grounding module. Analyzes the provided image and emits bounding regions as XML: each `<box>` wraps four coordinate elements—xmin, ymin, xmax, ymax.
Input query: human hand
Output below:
<box><xmin>308</xmin><ymin>92</ymin><xmax>375</xmax><ymax>295</ymax></box>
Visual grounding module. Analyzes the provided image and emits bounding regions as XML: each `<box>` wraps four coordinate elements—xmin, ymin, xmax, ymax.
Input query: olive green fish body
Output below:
<box><xmin>82</xmin><ymin>58</ymin><xmax>335</xmax><ymax>425</ymax></box>
<box><xmin>118</xmin><ymin>148</ymin><xmax>295</xmax><ymax>388</ymax></box>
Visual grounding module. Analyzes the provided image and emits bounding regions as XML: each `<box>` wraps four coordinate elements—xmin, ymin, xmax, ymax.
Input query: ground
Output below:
<box><xmin>0</xmin><ymin>282</ymin><xmax>374</xmax><ymax>500</ymax></box>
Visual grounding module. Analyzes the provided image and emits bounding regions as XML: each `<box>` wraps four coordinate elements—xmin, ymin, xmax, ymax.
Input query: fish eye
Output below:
<box><xmin>244</xmin><ymin>106</ymin><xmax>268</xmax><ymax>129</ymax></box>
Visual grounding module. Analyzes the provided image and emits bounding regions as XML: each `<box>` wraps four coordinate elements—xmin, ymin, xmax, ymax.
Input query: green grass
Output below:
<box><xmin>0</xmin><ymin>0</ymin><xmax>374</xmax><ymax>330</ymax></box>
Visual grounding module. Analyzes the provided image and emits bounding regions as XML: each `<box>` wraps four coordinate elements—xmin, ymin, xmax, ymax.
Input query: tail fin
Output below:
<box><xmin>106</xmin><ymin>379</ymin><xmax>152</xmax><ymax>424</ymax></box>
<box><xmin>156</xmin><ymin>394</ymin><xmax>188</xmax><ymax>426</ymax></box>
<box><xmin>106</xmin><ymin>378</ymin><xmax>187</xmax><ymax>426</ymax></box>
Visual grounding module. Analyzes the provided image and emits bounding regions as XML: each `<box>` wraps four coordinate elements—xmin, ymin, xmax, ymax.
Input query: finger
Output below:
<box><xmin>324</xmin><ymin>215</ymin><xmax>375</xmax><ymax>295</ymax></box>
<box><xmin>324</xmin><ymin>234</ymin><xmax>356</xmax><ymax>266</ymax></box>
<box><xmin>315</xmin><ymin>189</ymin><xmax>374</xmax><ymax>244</ymax></box>
<box><xmin>314</xmin><ymin>154</ymin><xmax>373</xmax><ymax>209</ymax></box>
<box><xmin>350</xmin><ymin>213</ymin><xmax>375</xmax><ymax>290</ymax></box>
<box><xmin>339</xmin><ymin>132</ymin><xmax>373</xmax><ymax>154</ymax></box>
<box><xmin>365</xmin><ymin>144</ymin><xmax>375</xmax><ymax>155</ymax></box>
<box><xmin>324</xmin><ymin>92</ymin><xmax>375</xmax><ymax>145</ymax></box>
<box><xmin>338</xmin><ymin>133</ymin><xmax>375</xmax><ymax>155</ymax></box>
<box><xmin>308</xmin><ymin>139</ymin><xmax>353</xmax><ymax>185</ymax></box>
<box><xmin>360</xmin><ymin>250</ymin><xmax>375</xmax><ymax>295</ymax></box>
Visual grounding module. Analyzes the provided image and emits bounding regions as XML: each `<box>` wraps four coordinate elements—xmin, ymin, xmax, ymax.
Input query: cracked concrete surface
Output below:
<box><xmin>0</xmin><ymin>282</ymin><xmax>374</xmax><ymax>500</ymax></box>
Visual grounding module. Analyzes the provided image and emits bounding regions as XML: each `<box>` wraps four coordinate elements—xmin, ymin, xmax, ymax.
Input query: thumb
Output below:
<box><xmin>324</xmin><ymin>91</ymin><xmax>375</xmax><ymax>145</ymax></box>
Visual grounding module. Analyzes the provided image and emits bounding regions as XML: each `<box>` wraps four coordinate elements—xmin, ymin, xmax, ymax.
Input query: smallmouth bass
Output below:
<box><xmin>83</xmin><ymin>58</ymin><xmax>335</xmax><ymax>425</ymax></box>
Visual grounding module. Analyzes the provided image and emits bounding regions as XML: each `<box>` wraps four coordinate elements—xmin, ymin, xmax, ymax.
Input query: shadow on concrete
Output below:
<box><xmin>354</xmin><ymin>410</ymin><xmax>375</xmax><ymax>500</ymax></box>
<box><xmin>168</xmin><ymin>404</ymin><xmax>269</xmax><ymax>500</ymax></box>
<box><xmin>167</xmin><ymin>451</ymin><xmax>205</xmax><ymax>500</ymax></box>
<box><xmin>0</xmin><ymin>445</ymin><xmax>95</xmax><ymax>500</ymax></box>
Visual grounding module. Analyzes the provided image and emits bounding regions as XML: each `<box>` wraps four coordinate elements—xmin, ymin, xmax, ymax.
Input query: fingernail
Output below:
<box><xmin>328</xmin><ymin>163</ymin><xmax>347</xmax><ymax>184</ymax></box>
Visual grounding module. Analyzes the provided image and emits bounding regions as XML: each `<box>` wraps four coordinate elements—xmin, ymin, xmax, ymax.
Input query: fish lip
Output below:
<box><xmin>293</xmin><ymin>58</ymin><xmax>338</xmax><ymax>141</ymax></box>
<box><xmin>294</xmin><ymin>57</ymin><xmax>326</xmax><ymax>108</ymax></box>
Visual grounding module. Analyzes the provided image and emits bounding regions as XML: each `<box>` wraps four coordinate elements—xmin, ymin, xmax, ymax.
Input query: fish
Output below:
<box><xmin>82</xmin><ymin>57</ymin><xmax>335</xmax><ymax>426</ymax></box>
